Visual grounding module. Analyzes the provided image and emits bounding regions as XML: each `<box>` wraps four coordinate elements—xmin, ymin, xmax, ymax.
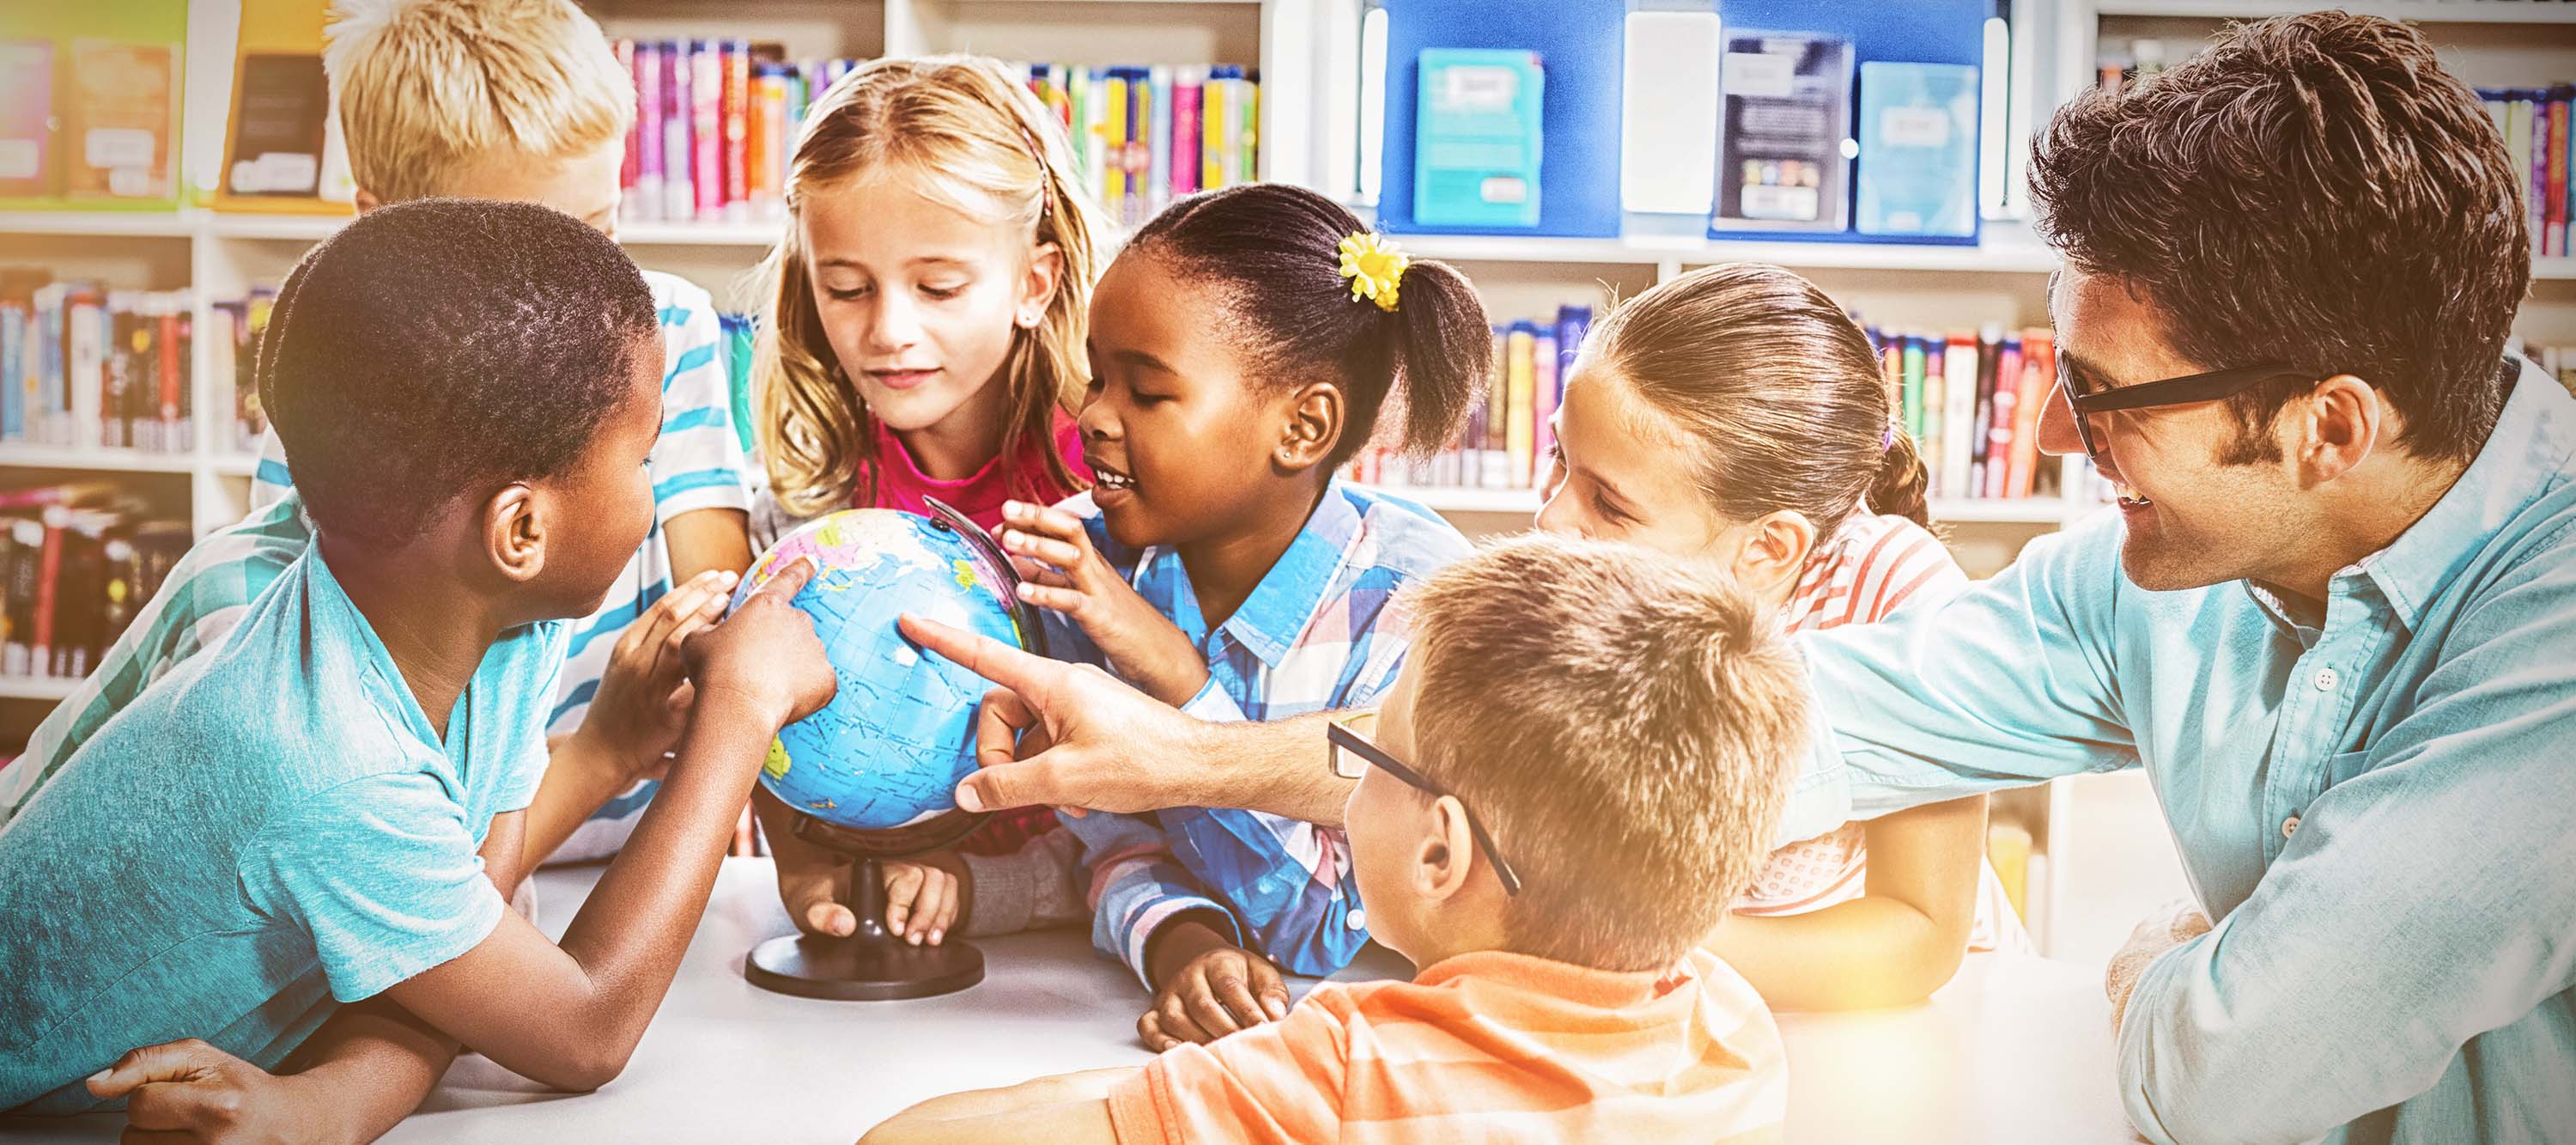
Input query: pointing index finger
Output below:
<box><xmin>899</xmin><ymin>612</ymin><xmax>1058</xmax><ymax>699</ymax></box>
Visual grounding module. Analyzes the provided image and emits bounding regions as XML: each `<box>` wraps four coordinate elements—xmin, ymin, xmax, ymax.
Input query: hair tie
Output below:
<box><xmin>1882</xmin><ymin>423</ymin><xmax>1899</xmax><ymax>452</ymax></box>
<box><xmin>1337</xmin><ymin>232</ymin><xmax>1409</xmax><ymax>313</ymax></box>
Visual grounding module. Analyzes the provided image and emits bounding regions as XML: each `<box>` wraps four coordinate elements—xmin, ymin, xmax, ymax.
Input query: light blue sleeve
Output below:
<box><xmin>1797</xmin><ymin>511</ymin><xmax>2141</xmax><ymax>819</ymax></box>
<box><xmin>2116</xmin><ymin>530</ymin><xmax>2576</xmax><ymax>1144</ymax></box>
<box><xmin>238</xmin><ymin>771</ymin><xmax>507</xmax><ymax>1002</ymax></box>
<box><xmin>250</xmin><ymin>428</ymin><xmax>292</xmax><ymax>510</ymax></box>
<box><xmin>1056</xmin><ymin>808</ymin><xmax>1243</xmax><ymax>988</ymax></box>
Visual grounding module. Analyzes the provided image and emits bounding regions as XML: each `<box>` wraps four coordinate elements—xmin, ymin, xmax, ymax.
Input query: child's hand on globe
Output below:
<box><xmin>684</xmin><ymin>557</ymin><xmax>835</xmax><ymax>729</ymax></box>
<box><xmin>583</xmin><ymin>568</ymin><xmax>738</xmax><ymax>778</ymax></box>
<box><xmin>883</xmin><ymin>850</ymin><xmax>972</xmax><ymax>946</ymax></box>
<box><xmin>997</xmin><ymin>500</ymin><xmax>1210</xmax><ymax>707</ymax></box>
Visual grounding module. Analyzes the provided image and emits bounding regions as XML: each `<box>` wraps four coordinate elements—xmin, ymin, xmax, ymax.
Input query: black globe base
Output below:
<box><xmin>744</xmin><ymin>929</ymin><xmax>985</xmax><ymax>1001</ymax></box>
<box><xmin>744</xmin><ymin>844</ymin><xmax>987</xmax><ymax>1002</ymax></box>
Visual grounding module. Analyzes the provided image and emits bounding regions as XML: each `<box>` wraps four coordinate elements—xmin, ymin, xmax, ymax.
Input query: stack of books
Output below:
<box><xmin>2479</xmin><ymin>85</ymin><xmax>2573</xmax><ymax>261</ymax></box>
<box><xmin>1864</xmin><ymin>324</ymin><xmax>2061</xmax><ymax>503</ymax></box>
<box><xmin>1349</xmin><ymin>306</ymin><xmax>1592</xmax><ymax>493</ymax></box>
<box><xmin>613</xmin><ymin>40</ymin><xmax>866</xmax><ymax>228</ymax></box>
<box><xmin>1020</xmin><ymin>64</ymin><xmax>1263</xmax><ymax>228</ymax></box>
<box><xmin>0</xmin><ymin>279</ymin><xmax>193</xmax><ymax>455</ymax></box>
<box><xmin>206</xmin><ymin>289</ymin><xmax>278</xmax><ymax>457</ymax></box>
<box><xmin>0</xmin><ymin>483</ymin><xmax>189</xmax><ymax>681</ymax></box>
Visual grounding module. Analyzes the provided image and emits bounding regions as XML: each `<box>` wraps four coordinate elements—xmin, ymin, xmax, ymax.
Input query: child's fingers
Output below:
<box><xmin>1002</xmin><ymin>499</ymin><xmax>1089</xmax><ymax>542</ymax></box>
<box><xmin>1210</xmin><ymin>966</ymin><xmax>1271</xmax><ymax>1030</ymax></box>
<box><xmin>1247</xmin><ymin>956</ymin><xmax>1292</xmax><ymax>1021</ymax></box>
<box><xmin>86</xmin><ymin>1040</ymin><xmax>218</xmax><ymax>1098</ymax></box>
<box><xmin>1154</xmin><ymin>992</ymin><xmax>1212</xmax><ymax>1046</ymax></box>
<box><xmin>908</xmin><ymin>871</ymin><xmax>951</xmax><ymax>945</ymax></box>
<box><xmin>883</xmin><ymin>863</ymin><xmax>926</xmax><ymax>937</ymax></box>
<box><xmin>1137</xmin><ymin>1010</ymin><xmax>1182</xmax><ymax>1053</ymax></box>
<box><xmin>999</xmin><ymin>527</ymin><xmax>1087</xmax><ymax>573</ymax></box>
<box><xmin>1179</xmin><ymin>975</ymin><xmax>1244</xmax><ymax>1038</ymax></box>
<box><xmin>1015</xmin><ymin>581</ymin><xmax>1091</xmax><ymax>617</ymax></box>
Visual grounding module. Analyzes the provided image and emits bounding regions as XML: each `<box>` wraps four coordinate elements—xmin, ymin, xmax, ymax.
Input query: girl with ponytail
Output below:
<box><xmin>912</xmin><ymin>183</ymin><xmax>1491</xmax><ymax>1042</ymax></box>
<box><xmin>1534</xmin><ymin>262</ymin><xmax>2027</xmax><ymax>1010</ymax></box>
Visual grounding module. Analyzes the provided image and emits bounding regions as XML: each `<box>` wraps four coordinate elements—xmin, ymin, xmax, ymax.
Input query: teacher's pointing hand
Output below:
<box><xmin>898</xmin><ymin>612</ymin><xmax>1213</xmax><ymax>818</ymax></box>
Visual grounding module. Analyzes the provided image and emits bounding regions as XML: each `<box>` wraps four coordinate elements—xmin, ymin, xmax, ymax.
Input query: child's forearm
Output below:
<box><xmin>663</xmin><ymin>508</ymin><xmax>753</xmax><ymax>587</ymax></box>
<box><xmin>1702</xmin><ymin>895</ymin><xmax>1967</xmax><ymax>1010</ymax></box>
<box><xmin>538</xmin><ymin>689</ymin><xmax>783</xmax><ymax>1066</ymax></box>
<box><xmin>521</xmin><ymin>728</ymin><xmax>641</xmax><ymax>868</ymax></box>
<box><xmin>274</xmin><ymin>1000</ymin><xmax>461</xmax><ymax>1145</ymax></box>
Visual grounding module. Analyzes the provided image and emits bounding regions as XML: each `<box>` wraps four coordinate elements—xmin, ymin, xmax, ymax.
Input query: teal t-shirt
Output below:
<box><xmin>0</xmin><ymin>543</ymin><xmax>564</xmax><ymax>1114</ymax></box>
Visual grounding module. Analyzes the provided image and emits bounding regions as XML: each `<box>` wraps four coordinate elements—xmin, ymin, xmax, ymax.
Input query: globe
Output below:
<box><xmin>729</xmin><ymin>507</ymin><xmax>1029</xmax><ymax>837</ymax></box>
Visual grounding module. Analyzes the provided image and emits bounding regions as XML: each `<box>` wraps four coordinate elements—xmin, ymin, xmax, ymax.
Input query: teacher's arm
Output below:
<box><xmin>898</xmin><ymin>614</ymin><xmax>1353</xmax><ymax>827</ymax></box>
<box><xmin>2110</xmin><ymin>552</ymin><xmax>2576</xmax><ymax>1145</ymax></box>
<box><xmin>1798</xmin><ymin>515</ymin><xmax>2142</xmax><ymax>816</ymax></box>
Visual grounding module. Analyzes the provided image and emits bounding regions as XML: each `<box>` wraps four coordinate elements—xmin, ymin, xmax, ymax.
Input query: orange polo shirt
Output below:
<box><xmin>1107</xmin><ymin>947</ymin><xmax>1785</xmax><ymax>1143</ymax></box>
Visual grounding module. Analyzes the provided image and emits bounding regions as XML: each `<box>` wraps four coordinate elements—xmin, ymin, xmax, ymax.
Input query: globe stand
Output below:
<box><xmin>745</xmin><ymin>814</ymin><xmax>989</xmax><ymax>1001</ymax></box>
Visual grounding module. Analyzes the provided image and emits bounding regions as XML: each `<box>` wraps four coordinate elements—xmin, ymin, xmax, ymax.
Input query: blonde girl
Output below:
<box><xmin>751</xmin><ymin>56</ymin><xmax>1103</xmax><ymax>929</ymax></box>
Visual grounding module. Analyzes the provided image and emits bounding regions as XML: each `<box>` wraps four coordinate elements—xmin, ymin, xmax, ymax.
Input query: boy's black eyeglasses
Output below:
<box><xmin>2063</xmin><ymin>361</ymin><xmax>2304</xmax><ymax>464</ymax></box>
<box><xmin>1327</xmin><ymin>711</ymin><xmax>1523</xmax><ymax>897</ymax></box>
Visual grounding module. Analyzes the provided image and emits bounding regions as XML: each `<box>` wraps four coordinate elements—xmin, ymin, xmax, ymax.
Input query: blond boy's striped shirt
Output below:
<box><xmin>1107</xmin><ymin>948</ymin><xmax>1784</xmax><ymax>1143</ymax></box>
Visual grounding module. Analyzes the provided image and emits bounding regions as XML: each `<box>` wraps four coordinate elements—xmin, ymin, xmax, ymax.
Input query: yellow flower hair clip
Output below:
<box><xmin>1337</xmin><ymin>232</ymin><xmax>1410</xmax><ymax>313</ymax></box>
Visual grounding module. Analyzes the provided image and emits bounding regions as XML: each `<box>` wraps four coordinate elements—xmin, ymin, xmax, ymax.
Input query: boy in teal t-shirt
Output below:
<box><xmin>0</xmin><ymin>201</ymin><xmax>835</xmax><ymax>1136</ymax></box>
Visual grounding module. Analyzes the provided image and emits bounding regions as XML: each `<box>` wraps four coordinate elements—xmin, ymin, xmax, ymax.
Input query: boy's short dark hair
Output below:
<box><xmin>2029</xmin><ymin>11</ymin><xmax>2528</xmax><ymax>465</ymax></box>
<box><xmin>1402</xmin><ymin>534</ymin><xmax>1808</xmax><ymax>973</ymax></box>
<box><xmin>259</xmin><ymin>198</ymin><xmax>659</xmax><ymax>549</ymax></box>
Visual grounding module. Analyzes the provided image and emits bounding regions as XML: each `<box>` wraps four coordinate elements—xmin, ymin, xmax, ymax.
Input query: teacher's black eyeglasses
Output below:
<box><xmin>1327</xmin><ymin>710</ymin><xmax>1523</xmax><ymax>897</ymax></box>
<box><xmin>2063</xmin><ymin>361</ymin><xmax>2306</xmax><ymax>465</ymax></box>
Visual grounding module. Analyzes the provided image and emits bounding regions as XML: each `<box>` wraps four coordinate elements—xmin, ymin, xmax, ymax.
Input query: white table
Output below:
<box><xmin>7</xmin><ymin>858</ymin><xmax>2137</xmax><ymax>1143</ymax></box>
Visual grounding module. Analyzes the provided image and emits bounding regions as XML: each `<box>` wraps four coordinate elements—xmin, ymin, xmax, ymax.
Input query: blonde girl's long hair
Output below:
<box><xmin>753</xmin><ymin>56</ymin><xmax>1102</xmax><ymax>516</ymax></box>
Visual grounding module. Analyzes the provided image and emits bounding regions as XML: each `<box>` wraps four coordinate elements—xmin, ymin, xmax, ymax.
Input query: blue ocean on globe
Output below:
<box><xmin>728</xmin><ymin>509</ymin><xmax>1025</xmax><ymax>832</ymax></box>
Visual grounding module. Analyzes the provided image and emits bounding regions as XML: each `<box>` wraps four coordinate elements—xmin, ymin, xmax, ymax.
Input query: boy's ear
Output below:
<box><xmin>1413</xmin><ymin>795</ymin><xmax>1481</xmax><ymax>903</ymax></box>
<box><xmin>1018</xmin><ymin>241</ymin><xmax>1064</xmax><ymax>330</ymax></box>
<box><xmin>483</xmin><ymin>484</ymin><xmax>547</xmax><ymax>585</ymax></box>
<box><xmin>1273</xmin><ymin>382</ymin><xmax>1344</xmax><ymax>473</ymax></box>
<box><xmin>353</xmin><ymin>187</ymin><xmax>384</xmax><ymax>215</ymax></box>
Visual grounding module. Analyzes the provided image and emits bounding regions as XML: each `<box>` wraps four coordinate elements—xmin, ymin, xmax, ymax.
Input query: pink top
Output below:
<box><xmin>860</xmin><ymin>410</ymin><xmax>1092</xmax><ymax>534</ymax></box>
<box><xmin>860</xmin><ymin>409</ymin><xmax>1089</xmax><ymax>856</ymax></box>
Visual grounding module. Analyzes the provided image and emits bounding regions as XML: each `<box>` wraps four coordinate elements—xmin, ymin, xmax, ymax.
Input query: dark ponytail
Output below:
<box><xmin>1867</xmin><ymin>430</ymin><xmax>1931</xmax><ymax>528</ymax></box>
<box><xmin>1126</xmin><ymin>183</ymin><xmax>1490</xmax><ymax>467</ymax></box>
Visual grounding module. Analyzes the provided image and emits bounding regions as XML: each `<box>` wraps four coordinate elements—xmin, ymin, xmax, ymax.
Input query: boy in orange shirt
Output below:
<box><xmin>866</xmin><ymin>533</ymin><xmax>1808</xmax><ymax>1143</ymax></box>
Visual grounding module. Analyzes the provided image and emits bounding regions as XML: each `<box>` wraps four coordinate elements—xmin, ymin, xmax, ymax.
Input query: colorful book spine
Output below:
<box><xmin>722</xmin><ymin>40</ymin><xmax>750</xmax><ymax>225</ymax></box>
<box><xmin>2549</xmin><ymin>85</ymin><xmax>2570</xmax><ymax>259</ymax></box>
<box><xmin>1984</xmin><ymin>334</ymin><xmax>2022</xmax><ymax>500</ymax></box>
<box><xmin>631</xmin><ymin>40</ymin><xmax>664</xmax><ymax>224</ymax></box>
<box><xmin>661</xmin><ymin>40</ymin><xmax>693</xmax><ymax>222</ymax></box>
<box><xmin>1504</xmin><ymin>322</ymin><xmax>1536</xmax><ymax>488</ymax></box>
<box><xmin>690</xmin><ymin>40</ymin><xmax>723</xmax><ymax>223</ymax></box>
<box><xmin>1172</xmin><ymin>70</ymin><xmax>1204</xmax><ymax>199</ymax></box>
<box><xmin>750</xmin><ymin>64</ymin><xmax>787</xmax><ymax>223</ymax></box>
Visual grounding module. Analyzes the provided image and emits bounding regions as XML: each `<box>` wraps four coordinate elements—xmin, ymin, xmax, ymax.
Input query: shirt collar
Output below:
<box><xmin>1200</xmin><ymin>484</ymin><xmax>1366</xmax><ymax>669</ymax></box>
<box><xmin>2350</xmin><ymin>356</ymin><xmax>2576</xmax><ymax>632</ymax></box>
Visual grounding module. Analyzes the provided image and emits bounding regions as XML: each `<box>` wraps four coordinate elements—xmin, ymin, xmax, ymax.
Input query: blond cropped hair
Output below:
<box><xmin>1404</xmin><ymin>534</ymin><xmax>1809</xmax><ymax>972</ymax></box>
<box><xmin>325</xmin><ymin>0</ymin><xmax>635</xmax><ymax>203</ymax></box>
<box><xmin>754</xmin><ymin>55</ymin><xmax>1101</xmax><ymax>516</ymax></box>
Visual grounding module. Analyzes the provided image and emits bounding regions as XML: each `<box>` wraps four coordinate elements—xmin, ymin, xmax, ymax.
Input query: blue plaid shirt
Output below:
<box><xmin>1042</xmin><ymin>483</ymin><xmax>1469</xmax><ymax>984</ymax></box>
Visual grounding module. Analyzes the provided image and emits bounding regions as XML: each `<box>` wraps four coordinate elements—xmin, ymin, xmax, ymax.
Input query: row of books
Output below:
<box><xmin>0</xmin><ymin>281</ymin><xmax>194</xmax><ymax>454</ymax></box>
<box><xmin>0</xmin><ymin>38</ymin><xmax>179</xmax><ymax>203</ymax></box>
<box><xmin>614</xmin><ymin>40</ymin><xmax>866</xmax><ymax>227</ymax></box>
<box><xmin>2482</xmin><ymin>86</ymin><xmax>2575</xmax><ymax>259</ymax></box>
<box><xmin>1022</xmin><ymin>64</ymin><xmax>1265</xmax><ymax>228</ymax></box>
<box><xmin>1868</xmin><ymin>325</ymin><xmax>2062</xmax><ymax>503</ymax></box>
<box><xmin>210</xmin><ymin>290</ymin><xmax>277</xmax><ymax>455</ymax></box>
<box><xmin>0</xmin><ymin>484</ymin><xmax>190</xmax><ymax>681</ymax></box>
<box><xmin>1348</xmin><ymin>306</ymin><xmax>1592</xmax><ymax>492</ymax></box>
<box><xmin>2522</xmin><ymin>341</ymin><xmax>2576</xmax><ymax>399</ymax></box>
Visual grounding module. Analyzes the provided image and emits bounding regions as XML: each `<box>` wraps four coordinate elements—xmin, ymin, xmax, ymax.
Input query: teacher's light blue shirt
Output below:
<box><xmin>1799</xmin><ymin>358</ymin><xmax>2576</xmax><ymax>1145</ymax></box>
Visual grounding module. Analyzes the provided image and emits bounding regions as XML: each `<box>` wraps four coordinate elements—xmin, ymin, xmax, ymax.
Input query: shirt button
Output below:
<box><xmin>2281</xmin><ymin>815</ymin><xmax>2301</xmax><ymax>838</ymax></box>
<box><xmin>2312</xmin><ymin>667</ymin><xmax>2340</xmax><ymax>691</ymax></box>
<box><xmin>1346</xmin><ymin>909</ymin><xmax>1368</xmax><ymax>931</ymax></box>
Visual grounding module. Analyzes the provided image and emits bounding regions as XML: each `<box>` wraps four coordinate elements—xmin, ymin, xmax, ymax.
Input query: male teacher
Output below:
<box><xmin>906</xmin><ymin>12</ymin><xmax>2575</xmax><ymax>1144</ymax></box>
